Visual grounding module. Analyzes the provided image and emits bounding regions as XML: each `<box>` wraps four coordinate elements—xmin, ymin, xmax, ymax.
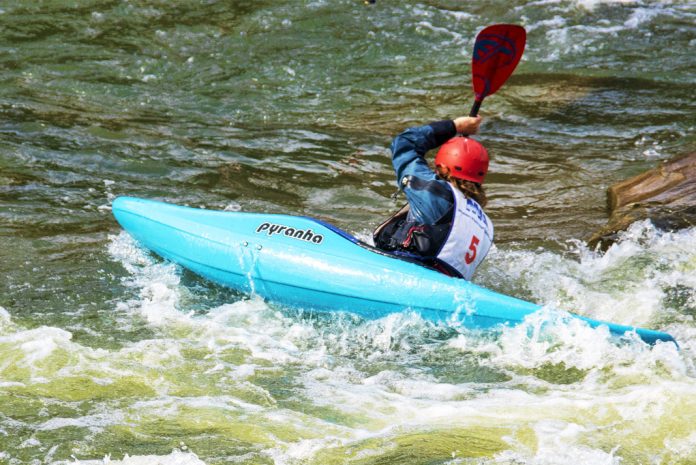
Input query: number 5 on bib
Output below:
<box><xmin>465</xmin><ymin>235</ymin><xmax>480</xmax><ymax>265</ymax></box>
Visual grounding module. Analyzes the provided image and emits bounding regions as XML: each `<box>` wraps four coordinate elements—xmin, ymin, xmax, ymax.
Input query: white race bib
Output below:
<box><xmin>436</xmin><ymin>186</ymin><xmax>493</xmax><ymax>280</ymax></box>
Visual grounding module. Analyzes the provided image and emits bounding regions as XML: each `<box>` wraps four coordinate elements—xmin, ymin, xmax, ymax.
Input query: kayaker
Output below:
<box><xmin>373</xmin><ymin>116</ymin><xmax>492</xmax><ymax>280</ymax></box>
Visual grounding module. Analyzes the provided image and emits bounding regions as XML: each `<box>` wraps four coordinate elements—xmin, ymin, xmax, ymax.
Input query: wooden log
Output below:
<box><xmin>588</xmin><ymin>152</ymin><xmax>696</xmax><ymax>249</ymax></box>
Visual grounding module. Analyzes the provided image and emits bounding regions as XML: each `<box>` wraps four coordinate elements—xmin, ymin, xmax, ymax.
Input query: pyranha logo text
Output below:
<box><xmin>256</xmin><ymin>222</ymin><xmax>324</xmax><ymax>244</ymax></box>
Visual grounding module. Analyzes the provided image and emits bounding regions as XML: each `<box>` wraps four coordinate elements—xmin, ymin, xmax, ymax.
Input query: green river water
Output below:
<box><xmin>1</xmin><ymin>1</ymin><xmax>696</xmax><ymax>464</ymax></box>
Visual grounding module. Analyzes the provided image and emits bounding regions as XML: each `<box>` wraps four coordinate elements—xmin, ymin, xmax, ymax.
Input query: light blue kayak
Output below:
<box><xmin>112</xmin><ymin>196</ymin><xmax>676</xmax><ymax>345</ymax></box>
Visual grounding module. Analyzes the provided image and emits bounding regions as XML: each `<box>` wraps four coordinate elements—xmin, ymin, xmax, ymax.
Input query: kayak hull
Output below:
<box><xmin>112</xmin><ymin>196</ymin><xmax>676</xmax><ymax>345</ymax></box>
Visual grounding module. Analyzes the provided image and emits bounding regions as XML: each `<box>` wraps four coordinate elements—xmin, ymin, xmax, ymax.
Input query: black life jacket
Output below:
<box><xmin>373</xmin><ymin>203</ymin><xmax>453</xmax><ymax>256</ymax></box>
<box><xmin>373</xmin><ymin>176</ymin><xmax>460</xmax><ymax>277</ymax></box>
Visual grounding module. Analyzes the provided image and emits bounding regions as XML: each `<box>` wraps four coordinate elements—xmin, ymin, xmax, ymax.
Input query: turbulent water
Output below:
<box><xmin>1</xmin><ymin>0</ymin><xmax>695</xmax><ymax>464</ymax></box>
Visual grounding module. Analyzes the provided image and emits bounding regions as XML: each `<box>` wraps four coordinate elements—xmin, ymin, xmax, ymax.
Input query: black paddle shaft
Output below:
<box><xmin>469</xmin><ymin>99</ymin><xmax>482</xmax><ymax>117</ymax></box>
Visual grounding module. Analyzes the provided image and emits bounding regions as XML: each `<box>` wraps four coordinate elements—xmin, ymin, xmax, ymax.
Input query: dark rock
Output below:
<box><xmin>588</xmin><ymin>152</ymin><xmax>696</xmax><ymax>249</ymax></box>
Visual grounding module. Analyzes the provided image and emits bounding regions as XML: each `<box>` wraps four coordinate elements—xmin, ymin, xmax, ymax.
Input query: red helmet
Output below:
<box><xmin>434</xmin><ymin>136</ymin><xmax>489</xmax><ymax>184</ymax></box>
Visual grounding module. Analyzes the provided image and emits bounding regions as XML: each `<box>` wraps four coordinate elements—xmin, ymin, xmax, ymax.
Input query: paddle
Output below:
<box><xmin>469</xmin><ymin>24</ymin><xmax>526</xmax><ymax>117</ymax></box>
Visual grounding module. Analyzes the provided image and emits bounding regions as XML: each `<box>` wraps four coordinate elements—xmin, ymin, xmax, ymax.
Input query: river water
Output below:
<box><xmin>1</xmin><ymin>1</ymin><xmax>695</xmax><ymax>464</ymax></box>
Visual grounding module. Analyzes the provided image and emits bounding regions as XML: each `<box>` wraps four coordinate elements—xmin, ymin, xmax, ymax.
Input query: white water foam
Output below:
<box><xmin>108</xmin><ymin>232</ymin><xmax>184</xmax><ymax>326</ymax></box>
<box><xmin>483</xmin><ymin>221</ymin><xmax>696</xmax><ymax>329</ymax></box>
<box><xmin>504</xmin><ymin>1</ymin><xmax>693</xmax><ymax>66</ymax></box>
<box><xmin>69</xmin><ymin>229</ymin><xmax>696</xmax><ymax>464</ymax></box>
<box><xmin>0</xmin><ymin>306</ymin><xmax>13</xmax><ymax>335</ymax></box>
<box><xmin>53</xmin><ymin>450</ymin><xmax>206</xmax><ymax>465</ymax></box>
<box><xmin>492</xmin><ymin>423</ymin><xmax>623</xmax><ymax>465</ymax></box>
<box><xmin>574</xmin><ymin>0</ymin><xmax>638</xmax><ymax>10</ymax></box>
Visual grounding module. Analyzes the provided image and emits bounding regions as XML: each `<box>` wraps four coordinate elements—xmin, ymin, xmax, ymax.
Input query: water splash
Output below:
<box><xmin>55</xmin><ymin>450</ymin><xmax>206</xmax><ymax>465</ymax></box>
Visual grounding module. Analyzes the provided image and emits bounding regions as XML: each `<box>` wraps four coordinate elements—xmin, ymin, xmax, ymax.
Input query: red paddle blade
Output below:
<box><xmin>471</xmin><ymin>24</ymin><xmax>526</xmax><ymax>101</ymax></box>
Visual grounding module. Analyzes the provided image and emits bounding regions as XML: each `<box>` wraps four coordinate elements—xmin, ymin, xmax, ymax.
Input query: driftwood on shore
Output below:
<box><xmin>588</xmin><ymin>152</ymin><xmax>696</xmax><ymax>249</ymax></box>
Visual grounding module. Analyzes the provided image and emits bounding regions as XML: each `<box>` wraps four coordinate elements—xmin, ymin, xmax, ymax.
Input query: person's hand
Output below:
<box><xmin>453</xmin><ymin>116</ymin><xmax>482</xmax><ymax>135</ymax></box>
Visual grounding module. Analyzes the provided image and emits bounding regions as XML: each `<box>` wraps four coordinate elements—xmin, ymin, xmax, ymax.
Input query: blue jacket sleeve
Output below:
<box><xmin>390</xmin><ymin>120</ymin><xmax>457</xmax><ymax>225</ymax></box>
